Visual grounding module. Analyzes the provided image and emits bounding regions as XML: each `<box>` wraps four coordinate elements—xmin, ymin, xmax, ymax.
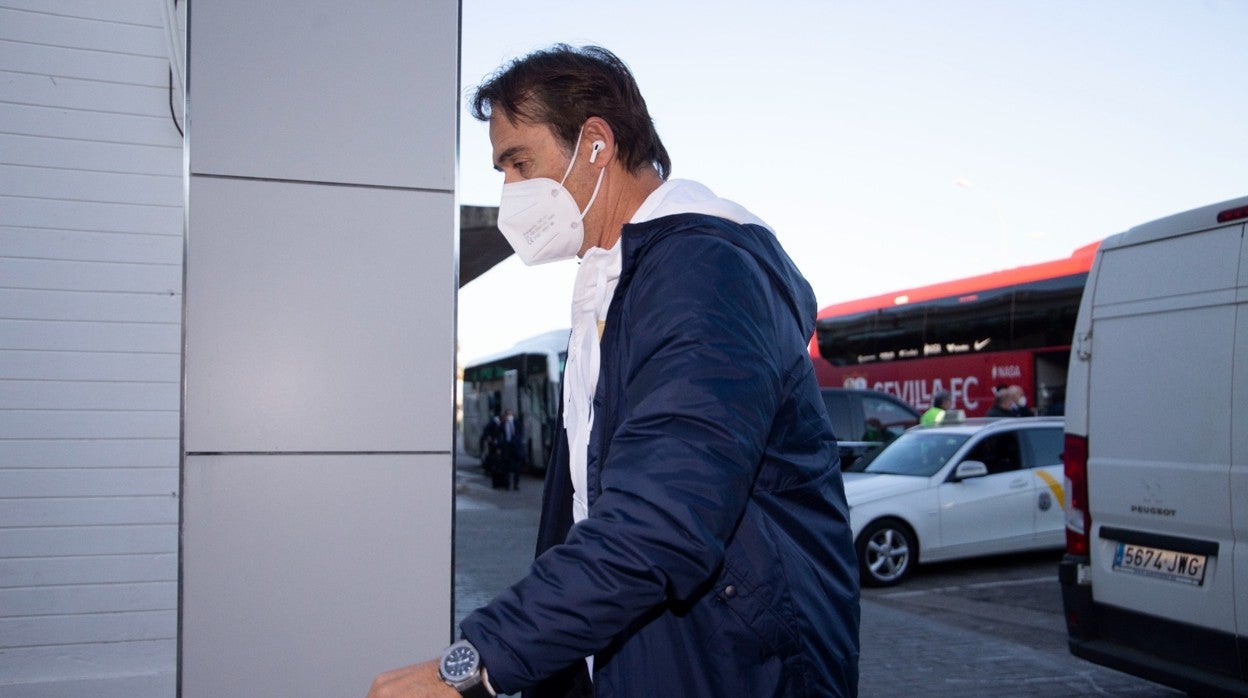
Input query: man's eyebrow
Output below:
<box><xmin>493</xmin><ymin>145</ymin><xmax>526</xmax><ymax>172</ymax></box>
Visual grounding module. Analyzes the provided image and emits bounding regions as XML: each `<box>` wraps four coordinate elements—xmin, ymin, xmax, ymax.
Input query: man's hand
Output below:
<box><xmin>367</xmin><ymin>659</ymin><xmax>459</xmax><ymax>698</ymax></box>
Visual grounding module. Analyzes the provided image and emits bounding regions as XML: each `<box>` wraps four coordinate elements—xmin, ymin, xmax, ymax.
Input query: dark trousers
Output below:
<box><xmin>506</xmin><ymin>453</ymin><xmax>522</xmax><ymax>490</ymax></box>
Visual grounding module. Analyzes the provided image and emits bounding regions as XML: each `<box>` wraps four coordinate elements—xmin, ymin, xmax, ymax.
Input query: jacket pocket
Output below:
<box><xmin>716</xmin><ymin>514</ymin><xmax>800</xmax><ymax>661</ymax></box>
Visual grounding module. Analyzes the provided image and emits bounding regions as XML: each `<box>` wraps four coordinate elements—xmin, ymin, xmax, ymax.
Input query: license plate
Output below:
<box><xmin>1113</xmin><ymin>543</ymin><xmax>1207</xmax><ymax>586</ymax></box>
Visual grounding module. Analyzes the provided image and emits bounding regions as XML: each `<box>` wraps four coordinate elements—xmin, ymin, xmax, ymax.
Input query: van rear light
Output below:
<box><xmin>1063</xmin><ymin>434</ymin><xmax>1090</xmax><ymax>556</ymax></box>
<box><xmin>1216</xmin><ymin>205</ymin><xmax>1248</xmax><ymax>223</ymax></box>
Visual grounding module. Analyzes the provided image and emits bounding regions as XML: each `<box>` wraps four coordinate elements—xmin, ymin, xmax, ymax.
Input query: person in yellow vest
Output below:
<box><xmin>921</xmin><ymin>390</ymin><xmax>951</xmax><ymax>425</ymax></box>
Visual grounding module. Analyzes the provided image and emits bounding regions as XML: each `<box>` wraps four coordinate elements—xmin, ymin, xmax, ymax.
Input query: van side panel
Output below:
<box><xmin>1086</xmin><ymin>225</ymin><xmax>1239</xmax><ymax>635</ymax></box>
<box><xmin>1092</xmin><ymin>227</ymin><xmax>1241</xmax><ymax>306</ymax></box>
<box><xmin>1233</xmin><ymin>232</ymin><xmax>1248</xmax><ymax>648</ymax></box>
<box><xmin>1087</xmin><ymin>309</ymin><xmax>1237</xmax><ymax>631</ymax></box>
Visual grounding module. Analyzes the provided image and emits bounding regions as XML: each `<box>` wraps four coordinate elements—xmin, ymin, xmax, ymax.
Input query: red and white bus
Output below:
<box><xmin>809</xmin><ymin>242</ymin><xmax>1100</xmax><ymax>417</ymax></box>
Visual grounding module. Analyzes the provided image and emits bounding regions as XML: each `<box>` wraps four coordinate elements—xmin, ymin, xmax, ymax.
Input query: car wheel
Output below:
<box><xmin>856</xmin><ymin>518</ymin><xmax>917</xmax><ymax>587</ymax></box>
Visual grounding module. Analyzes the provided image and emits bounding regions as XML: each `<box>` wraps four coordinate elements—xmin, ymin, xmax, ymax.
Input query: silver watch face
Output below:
<box><xmin>441</xmin><ymin>643</ymin><xmax>479</xmax><ymax>680</ymax></box>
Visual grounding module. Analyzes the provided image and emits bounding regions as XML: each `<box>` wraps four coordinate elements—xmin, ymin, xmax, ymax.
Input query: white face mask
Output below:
<box><xmin>496</xmin><ymin>127</ymin><xmax>605</xmax><ymax>265</ymax></box>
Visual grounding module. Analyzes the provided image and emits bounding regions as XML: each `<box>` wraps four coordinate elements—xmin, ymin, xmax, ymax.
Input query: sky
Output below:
<box><xmin>456</xmin><ymin>0</ymin><xmax>1248</xmax><ymax>364</ymax></box>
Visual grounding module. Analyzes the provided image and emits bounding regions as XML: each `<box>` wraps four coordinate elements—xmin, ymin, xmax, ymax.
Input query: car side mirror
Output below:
<box><xmin>954</xmin><ymin>460</ymin><xmax>989</xmax><ymax>480</ymax></box>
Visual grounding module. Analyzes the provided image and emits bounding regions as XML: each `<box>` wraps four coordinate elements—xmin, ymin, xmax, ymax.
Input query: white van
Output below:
<box><xmin>1060</xmin><ymin>195</ymin><xmax>1248</xmax><ymax>696</ymax></box>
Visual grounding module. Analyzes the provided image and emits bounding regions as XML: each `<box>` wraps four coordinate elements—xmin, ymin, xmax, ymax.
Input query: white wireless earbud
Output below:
<box><xmin>589</xmin><ymin>140</ymin><xmax>605</xmax><ymax>163</ymax></box>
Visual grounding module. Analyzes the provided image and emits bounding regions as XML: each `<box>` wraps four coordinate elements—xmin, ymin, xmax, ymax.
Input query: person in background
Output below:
<box><xmin>986</xmin><ymin>386</ymin><xmax>1015</xmax><ymax>417</ymax></box>
<box><xmin>1007</xmin><ymin>385</ymin><xmax>1035</xmax><ymax>417</ymax></box>
<box><xmin>369</xmin><ymin>43</ymin><xmax>859</xmax><ymax>698</ymax></box>
<box><xmin>1043</xmin><ymin>385</ymin><xmax>1066</xmax><ymax>416</ymax></box>
<box><xmin>499</xmin><ymin>408</ymin><xmax>525</xmax><ymax>491</ymax></box>
<box><xmin>479</xmin><ymin>412</ymin><xmax>506</xmax><ymax>489</ymax></box>
<box><xmin>921</xmin><ymin>390</ymin><xmax>951</xmax><ymax>425</ymax></box>
<box><xmin>478</xmin><ymin>412</ymin><xmax>501</xmax><ymax>456</ymax></box>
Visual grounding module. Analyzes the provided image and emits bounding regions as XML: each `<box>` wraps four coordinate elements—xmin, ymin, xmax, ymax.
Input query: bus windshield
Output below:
<box><xmin>854</xmin><ymin>431</ymin><xmax>971</xmax><ymax>477</ymax></box>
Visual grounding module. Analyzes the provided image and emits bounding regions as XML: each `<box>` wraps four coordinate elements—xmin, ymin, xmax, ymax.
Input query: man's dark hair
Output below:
<box><xmin>470</xmin><ymin>44</ymin><xmax>671</xmax><ymax>179</ymax></box>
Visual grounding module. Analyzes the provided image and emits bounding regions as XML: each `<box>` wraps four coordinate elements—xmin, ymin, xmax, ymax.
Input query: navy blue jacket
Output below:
<box><xmin>461</xmin><ymin>213</ymin><xmax>860</xmax><ymax>697</ymax></box>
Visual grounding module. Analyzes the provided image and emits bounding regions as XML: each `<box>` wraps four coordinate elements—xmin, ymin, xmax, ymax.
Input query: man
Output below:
<box><xmin>920</xmin><ymin>390</ymin><xmax>951</xmax><ymax>425</ymax></box>
<box><xmin>478</xmin><ymin>411</ymin><xmax>501</xmax><ymax>457</ymax></box>
<box><xmin>986</xmin><ymin>386</ymin><xmax>1015</xmax><ymax>417</ymax></box>
<box><xmin>369</xmin><ymin>44</ymin><xmax>859</xmax><ymax>698</ymax></box>
<box><xmin>1006</xmin><ymin>385</ymin><xmax>1035</xmax><ymax>417</ymax></box>
<box><xmin>499</xmin><ymin>409</ymin><xmax>524</xmax><ymax>490</ymax></box>
<box><xmin>478</xmin><ymin>411</ymin><xmax>505</xmax><ymax>488</ymax></box>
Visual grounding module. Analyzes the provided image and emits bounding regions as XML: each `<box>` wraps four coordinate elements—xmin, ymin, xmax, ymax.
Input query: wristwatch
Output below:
<box><xmin>438</xmin><ymin>639</ymin><xmax>493</xmax><ymax>697</ymax></box>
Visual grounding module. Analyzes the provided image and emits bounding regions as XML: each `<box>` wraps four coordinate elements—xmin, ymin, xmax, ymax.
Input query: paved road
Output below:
<box><xmin>858</xmin><ymin>582</ymin><xmax>1178</xmax><ymax>696</ymax></box>
<box><xmin>453</xmin><ymin>457</ymin><xmax>1180</xmax><ymax>696</ymax></box>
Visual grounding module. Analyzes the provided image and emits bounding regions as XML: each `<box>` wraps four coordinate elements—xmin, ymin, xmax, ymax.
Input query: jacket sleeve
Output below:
<box><xmin>460</xmin><ymin>232</ymin><xmax>784</xmax><ymax>693</ymax></box>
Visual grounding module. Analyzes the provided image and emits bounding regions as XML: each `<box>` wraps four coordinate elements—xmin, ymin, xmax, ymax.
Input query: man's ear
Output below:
<box><xmin>582</xmin><ymin>116</ymin><xmax>615</xmax><ymax>168</ymax></box>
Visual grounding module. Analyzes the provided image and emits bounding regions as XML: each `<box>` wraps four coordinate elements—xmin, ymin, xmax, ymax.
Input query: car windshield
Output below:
<box><xmin>854</xmin><ymin>431</ymin><xmax>971</xmax><ymax>477</ymax></box>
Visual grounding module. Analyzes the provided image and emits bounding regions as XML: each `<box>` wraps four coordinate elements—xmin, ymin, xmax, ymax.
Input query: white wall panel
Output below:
<box><xmin>0</xmin><ymin>524</ymin><xmax>176</xmax><ymax>558</ymax></box>
<box><xmin>0</xmin><ymin>288</ymin><xmax>180</xmax><ymax>322</ymax></box>
<box><xmin>1</xmin><ymin>349</ymin><xmax>180</xmax><ymax>382</ymax></box>
<box><xmin>1</xmin><ymin>163</ymin><xmax>181</xmax><ymax>207</ymax></box>
<box><xmin>0</xmin><ymin>258</ymin><xmax>180</xmax><ymax>294</ymax></box>
<box><xmin>0</xmin><ymin>318</ymin><xmax>180</xmax><ymax>352</ymax></box>
<box><xmin>0</xmin><ymin>192</ymin><xmax>182</xmax><ymax>232</ymax></box>
<box><xmin>0</xmin><ymin>495</ymin><xmax>177</xmax><ymax>527</ymax></box>
<box><xmin>0</xmin><ymin>226</ymin><xmax>182</xmax><ymax>264</ymax></box>
<box><xmin>0</xmin><ymin>134</ymin><xmax>180</xmax><ymax>176</ymax></box>
<box><xmin>0</xmin><ymin>0</ymin><xmax>155</xmax><ymax>25</ymax></box>
<box><xmin>0</xmin><ymin>553</ymin><xmax>176</xmax><ymax>587</ymax></box>
<box><xmin>0</xmin><ymin>40</ymin><xmax>168</xmax><ymax>85</ymax></box>
<box><xmin>4</xmin><ymin>410</ymin><xmax>178</xmax><ymax>440</ymax></box>
<box><xmin>1</xmin><ymin>610</ymin><xmax>174</xmax><ymax>648</ymax></box>
<box><xmin>189</xmin><ymin>0</ymin><xmax>457</xmax><ymax>189</ymax></box>
<box><xmin>184</xmin><ymin>176</ymin><xmax>454</xmax><ymax>453</ymax></box>
<box><xmin>1</xmin><ymin>582</ymin><xmax>176</xmax><ymax>616</ymax></box>
<box><xmin>181</xmin><ymin>2</ymin><xmax>459</xmax><ymax>696</ymax></box>
<box><xmin>1</xmin><ymin>467</ymin><xmax>178</xmax><ymax>498</ymax></box>
<box><xmin>0</xmin><ymin>641</ymin><xmax>174</xmax><ymax>694</ymax></box>
<box><xmin>181</xmin><ymin>454</ymin><xmax>452</xmax><ymax>698</ymax></box>
<box><xmin>0</xmin><ymin>7</ymin><xmax>165</xmax><ymax>55</ymax></box>
<box><xmin>0</xmin><ymin>102</ymin><xmax>180</xmax><ymax>145</ymax></box>
<box><xmin>0</xmin><ymin>380</ymin><xmax>178</xmax><ymax>410</ymax></box>
<box><xmin>0</xmin><ymin>1</ymin><xmax>183</xmax><ymax>692</ymax></box>
<box><xmin>0</xmin><ymin>71</ymin><xmax>171</xmax><ymax>117</ymax></box>
<box><xmin>0</xmin><ymin>439</ymin><xmax>178</xmax><ymax>468</ymax></box>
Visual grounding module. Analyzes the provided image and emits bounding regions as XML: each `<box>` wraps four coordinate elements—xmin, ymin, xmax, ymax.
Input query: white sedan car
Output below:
<box><xmin>844</xmin><ymin>416</ymin><xmax>1067</xmax><ymax>586</ymax></box>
